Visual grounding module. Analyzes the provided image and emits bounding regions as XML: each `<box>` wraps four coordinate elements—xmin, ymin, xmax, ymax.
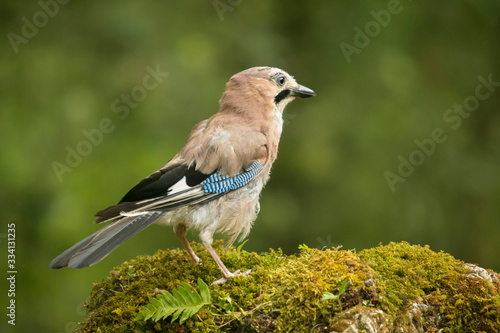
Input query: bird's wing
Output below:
<box><xmin>96</xmin><ymin>117</ymin><xmax>268</xmax><ymax>223</ymax></box>
<box><xmin>95</xmin><ymin>160</ymin><xmax>264</xmax><ymax>223</ymax></box>
<box><xmin>94</xmin><ymin>162</ymin><xmax>210</xmax><ymax>222</ymax></box>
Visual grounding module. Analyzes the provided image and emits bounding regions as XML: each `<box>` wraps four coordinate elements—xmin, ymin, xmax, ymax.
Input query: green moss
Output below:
<box><xmin>76</xmin><ymin>241</ymin><xmax>500</xmax><ymax>332</ymax></box>
<box><xmin>359</xmin><ymin>242</ymin><xmax>462</xmax><ymax>309</ymax></box>
<box><xmin>359</xmin><ymin>242</ymin><xmax>500</xmax><ymax>332</ymax></box>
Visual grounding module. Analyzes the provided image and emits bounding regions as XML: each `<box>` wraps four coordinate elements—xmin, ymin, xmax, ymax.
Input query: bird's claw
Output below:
<box><xmin>210</xmin><ymin>269</ymin><xmax>252</xmax><ymax>286</ymax></box>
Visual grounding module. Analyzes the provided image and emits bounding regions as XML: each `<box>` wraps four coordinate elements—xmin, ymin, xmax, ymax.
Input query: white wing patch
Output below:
<box><xmin>118</xmin><ymin>176</ymin><xmax>209</xmax><ymax>216</ymax></box>
<box><xmin>167</xmin><ymin>176</ymin><xmax>191</xmax><ymax>195</ymax></box>
<box><xmin>120</xmin><ymin>211</ymin><xmax>150</xmax><ymax>217</ymax></box>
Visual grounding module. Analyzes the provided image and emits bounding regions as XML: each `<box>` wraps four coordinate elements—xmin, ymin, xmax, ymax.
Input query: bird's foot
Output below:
<box><xmin>192</xmin><ymin>256</ymin><xmax>202</xmax><ymax>265</ymax></box>
<box><xmin>186</xmin><ymin>252</ymin><xmax>201</xmax><ymax>264</ymax></box>
<box><xmin>211</xmin><ymin>269</ymin><xmax>252</xmax><ymax>286</ymax></box>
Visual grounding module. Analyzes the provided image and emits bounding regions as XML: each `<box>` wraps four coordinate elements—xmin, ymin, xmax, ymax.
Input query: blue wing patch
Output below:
<box><xmin>202</xmin><ymin>161</ymin><xmax>263</xmax><ymax>194</ymax></box>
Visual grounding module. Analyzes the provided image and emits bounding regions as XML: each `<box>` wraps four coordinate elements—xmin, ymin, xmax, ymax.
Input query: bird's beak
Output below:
<box><xmin>290</xmin><ymin>84</ymin><xmax>315</xmax><ymax>98</ymax></box>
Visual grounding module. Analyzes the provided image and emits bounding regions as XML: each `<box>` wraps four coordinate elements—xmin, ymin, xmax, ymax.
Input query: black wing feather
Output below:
<box><xmin>95</xmin><ymin>163</ymin><xmax>211</xmax><ymax>222</ymax></box>
<box><xmin>119</xmin><ymin>163</ymin><xmax>210</xmax><ymax>203</ymax></box>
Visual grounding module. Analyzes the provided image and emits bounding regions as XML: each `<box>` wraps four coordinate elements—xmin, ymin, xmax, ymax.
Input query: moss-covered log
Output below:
<box><xmin>77</xmin><ymin>241</ymin><xmax>500</xmax><ymax>332</ymax></box>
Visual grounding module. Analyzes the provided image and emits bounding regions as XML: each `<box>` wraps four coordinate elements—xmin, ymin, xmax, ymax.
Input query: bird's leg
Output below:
<box><xmin>174</xmin><ymin>224</ymin><xmax>200</xmax><ymax>264</ymax></box>
<box><xmin>200</xmin><ymin>233</ymin><xmax>251</xmax><ymax>285</ymax></box>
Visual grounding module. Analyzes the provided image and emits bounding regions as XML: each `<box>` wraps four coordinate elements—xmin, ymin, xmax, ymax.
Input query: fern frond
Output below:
<box><xmin>135</xmin><ymin>278</ymin><xmax>211</xmax><ymax>324</ymax></box>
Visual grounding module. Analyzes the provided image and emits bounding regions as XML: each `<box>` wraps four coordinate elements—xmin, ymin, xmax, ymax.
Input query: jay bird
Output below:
<box><xmin>50</xmin><ymin>66</ymin><xmax>315</xmax><ymax>284</ymax></box>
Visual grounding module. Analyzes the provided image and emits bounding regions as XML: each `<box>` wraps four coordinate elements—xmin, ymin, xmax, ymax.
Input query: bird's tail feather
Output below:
<box><xmin>50</xmin><ymin>211</ymin><xmax>163</xmax><ymax>269</ymax></box>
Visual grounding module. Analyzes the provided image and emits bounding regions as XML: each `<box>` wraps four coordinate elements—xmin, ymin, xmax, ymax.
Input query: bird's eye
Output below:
<box><xmin>277</xmin><ymin>76</ymin><xmax>286</xmax><ymax>86</ymax></box>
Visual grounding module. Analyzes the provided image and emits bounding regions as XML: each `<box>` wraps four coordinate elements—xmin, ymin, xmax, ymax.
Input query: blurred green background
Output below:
<box><xmin>1</xmin><ymin>1</ymin><xmax>499</xmax><ymax>332</ymax></box>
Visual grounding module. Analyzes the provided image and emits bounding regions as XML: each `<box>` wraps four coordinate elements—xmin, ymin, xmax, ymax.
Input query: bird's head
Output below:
<box><xmin>219</xmin><ymin>66</ymin><xmax>315</xmax><ymax>118</ymax></box>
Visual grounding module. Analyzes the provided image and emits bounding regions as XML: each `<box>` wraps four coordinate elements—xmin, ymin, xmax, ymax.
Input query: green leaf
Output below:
<box><xmin>197</xmin><ymin>278</ymin><xmax>211</xmax><ymax>303</ymax></box>
<box><xmin>321</xmin><ymin>292</ymin><xmax>338</xmax><ymax>301</ymax></box>
<box><xmin>217</xmin><ymin>295</ymin><xmax>233</xmax><ymax>312</ymax></box>
<box><xmin>298</xmin><ymin>243</ymin><xmax>311</xmax><ymax>254</ymax></box>
<box><xmin>128</xmin><ymin>266</ymin><xmax>136</xmax><ymax>277</ymax></box>
<box><xmin>321</xmin><ymin>279</ymin><xmax>350</xmax><ymax>301</ymax></box>
<box><xmin>236</xmin><ymin>239</ymin><xmax>249</xmax><ymax>252</ymax></box>
<box><xmin>135</xmin><ymin>279</ymin><xmax>212</xmax><ymax>324</ymax></box>
<box><xmin>338</xmin><ymin>279</ymin><xmax>349</xmax><ymax>296</ymax></box>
